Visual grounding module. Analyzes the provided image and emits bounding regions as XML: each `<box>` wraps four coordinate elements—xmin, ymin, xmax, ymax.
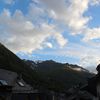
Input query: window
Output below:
<box><xmin>0</xmin><ymin>80</ymin><xmax>8</xmax><ymax>85</ymax></box>
<box><xmin>17</xmin><ymin>81</ymin><xmax>24</xmax><ymax>87</ymax></box>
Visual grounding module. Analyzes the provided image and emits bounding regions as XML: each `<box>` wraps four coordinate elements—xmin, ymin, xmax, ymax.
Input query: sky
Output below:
<box><xmin>0</xmin><ymin>0</ymin><xmax>100</xmax><ymax>72</ymax></box>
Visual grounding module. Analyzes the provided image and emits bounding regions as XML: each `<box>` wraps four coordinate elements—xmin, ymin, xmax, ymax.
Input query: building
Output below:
<box><xmin>0</xmin><ymin>68</ymin><xmax>37</xmax><ymax>100</ymax></box>
<box><xmin>83</xmin><ymin>64</ymin><xmax>100</xmax><ymax>100</ymax></box>
<box><xmin>0</xmin><ymin>68</ymin><xmax>63</xmax><ymax>100</ymax></box>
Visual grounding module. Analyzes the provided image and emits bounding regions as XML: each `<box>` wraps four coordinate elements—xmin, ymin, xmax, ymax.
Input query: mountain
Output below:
<box><xmin>0</xmin><ymin>43</ymin><xmax>38</xmax><ymax>86</ymax></box>
<box><xmin>24</xmin><ymin>60</ymin><xmax>95</xmax><ymax>92</ymax></box>
<box><xmin>0</xmin><ymin>43</ymin><xmax>95</xmax><ymax>92</ymax></box>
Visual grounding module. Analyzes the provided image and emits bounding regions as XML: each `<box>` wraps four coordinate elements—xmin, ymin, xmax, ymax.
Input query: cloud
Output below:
<box><xmin>90</xmin><ymin>0</ymin><xmax>100</xmax><ymax>5</ymax></box>
<box><xmin>0</xmin><ymin>0</ymin><xmax>100</xmax><ymax>71</ymax></box>
<box><xmin>80</xmin><ymin>55</ymin><xmax>99</xmax><ymax>72</ymax></box>
<box><xmin>35</xmin><ymin>0</ymin><xmax>100</xmax><ymax>45</ymax></box>
<box><xmin>54</xmin><ymin>33</ymin><xmax>67</xmax><ymax>47</ymax></box>
<box><xmin>38</xmin><ymin>0</ymin><xmax>90</xmax><ymax>33</ymax></box>
<box><xmin>1</xmin><ymin>0</ymin><xmax>100</xmax><ymax>53</ymax></box>
<box><xmin>31</xmin><ymin>42</ymin><xmax>100</xmax><ymax>72</ymax></box>
<box><xmin>37</xmin><ymin>0</ymin><xmax>100</xmax><ymax>41</ymax></box>
<box><xmin>44</xmin><ymin>42</ymin><xmax>53</xmax><ymax>48</ymax></box>
<box><xmin>65</xmin><ymin>44</ymin><xmax>100</xmax><ymax>72</ymax></box>
<box><xmin>0</xmin><ymin>9</ymin><xmax>67</xmax><ymax>53</ymax></box>
<box><xmin>83</xmin><ymin>28</ymin><xmax>100</xmax><ymax>42</ymax></box>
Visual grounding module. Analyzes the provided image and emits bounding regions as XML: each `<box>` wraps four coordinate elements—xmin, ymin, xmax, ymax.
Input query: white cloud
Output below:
<box><xmin>65</xmin><ymin>44</ymin><xmax>100</xmax><ymax>72</ymax></box>
<box><xmin>35</xmin><ymin>0</ymin><xmax>100</xmax><ymax>49</ymax></box>
<box><xmin>0</xmin><ymin>9</ymin><xmax>67</xmax><ymax>53</ymax></box>
<box><xmin>1</xmin><ymin>0</ymin><xmax>100</xmax><ymax>53</ymax></box>
<box><xmin>83</xmin><ymin>28</ymin><xmax>100</xmax><ymax>42</ymax></box>
<box><xmin>33</xmin><ymin>43</ymin><xmax>100</xmax><ymax>72</ymax></box>
<box><xmin>16</xmin><ymin>0</ymin><xmax>100</xmax><ymax>72</ymax></box>
<box><xmin>37</xmin><ymin>0</ymin><xmax>100</xmax><ymax>41</ymax></box>
<box><xmin>0</xmin><ymin>0</ymin><xmax>100</xmax><ymax>72</ymax></box>
<box><xmin>38</xmin><ymin>0</ymin><xmax>90</xmax><ymax>33</ymax></box>
<box><xmin>54</xmin><ymin>33</ymin><xmax>67</xmax><ymax>47</ymax></box>
<box><xmin>79</xmin><ymin>55</ymin><xmax>99</xmax><ymax>72</ymax></box>
<box><xmin>90</xmin><ymin>0</ymin><xmax>100</xmax><ymax>5</ymax></box>
<box><xmin>44</xmin><ymin>42</ymin><xmax>53</xmax><ymax>48</ymax></box>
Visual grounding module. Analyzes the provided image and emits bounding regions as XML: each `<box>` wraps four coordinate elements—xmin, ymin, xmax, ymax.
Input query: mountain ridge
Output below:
<box><xmin>24</xmin><ymin>59</ymin><xmax>94</xmax><ymax>91</ymax></box>
<box><xmin>0</xmin><ymin>43</ymin><xmax>94</xmax><ymax>92</ymax></box>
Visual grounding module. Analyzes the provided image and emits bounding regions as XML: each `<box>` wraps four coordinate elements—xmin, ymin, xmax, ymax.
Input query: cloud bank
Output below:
<box><xmin>0</xmin><ymin>0</ymin><xmax>100</xmax><ymax>71</ymax></box>
<box><xmin>0</xmin><ymin>8</ymin><xmax>67</xmax><ymax>53</ymax></box>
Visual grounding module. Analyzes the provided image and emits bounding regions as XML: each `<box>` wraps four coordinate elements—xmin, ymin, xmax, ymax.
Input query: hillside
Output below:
<box><xmin>24</xmin><ymin>60</ymin><xmax>94</xmax><ymax>92</ymax></box>
<box><xmin>0</xmin><ymin>43</ymin><xmax>94</xmax><ymax>92</ymax></box>
<box><xmin>0</xmin><ymin>43</ymin><xmax>38</xmax><ymax>86</ymax></box>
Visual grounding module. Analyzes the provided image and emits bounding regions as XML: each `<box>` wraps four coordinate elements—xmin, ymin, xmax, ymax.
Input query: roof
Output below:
<box><xmin>0</xmin><ymin>68</ymin><xmax>17</xmax><ymax>86</ymax></box>
<box><xmin>0</xmin><ymin>80</ymin><xmax>8</xmax><ymax>85</ymax></box>
<box><xmin>12</xmin><ymin>78</ymin><xmax>34</xmax><ymax>93</ymax></box>
<box><xmin>0</xmin><ymin>68</ymin><xmax>34</xmax><ymax>93</ymax></box>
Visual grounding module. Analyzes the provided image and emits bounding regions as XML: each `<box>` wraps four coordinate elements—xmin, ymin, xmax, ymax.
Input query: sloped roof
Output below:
<box><xmin>0</xmin><ymin>68</ymin><xmax>17</xmax><ymax>86</ymax></box>
<box><xmin>12</xmin><ymin>78</ymin><xmax>34</xmax><ymax>93</ymax></box>
<box><xmin>0</xmin><ymin>68</ymin><xmax>34</xmax><ymax>93</ymax></box>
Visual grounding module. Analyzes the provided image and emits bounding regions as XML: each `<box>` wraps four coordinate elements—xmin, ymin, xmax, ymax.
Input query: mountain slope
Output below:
<box><xmin>24</xmin><ymin>60</ymin><xmax>95</xmax><ymax>92</ymax></box>
<box><xmin>0</xmin><ymin>43</ymin><xmax>95</xmax><ymax>92</ymax></box>
<box><xmin>0</xmin><ymin>43</ymin><xmax>37</xmax><ymax>86</ymax></box>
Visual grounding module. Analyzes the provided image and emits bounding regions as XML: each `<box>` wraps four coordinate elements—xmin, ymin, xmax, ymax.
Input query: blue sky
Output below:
<box><xmin>0</xmin><ymin>0</ymin><xmax>100</xmax><ymax>72</ymax></box>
